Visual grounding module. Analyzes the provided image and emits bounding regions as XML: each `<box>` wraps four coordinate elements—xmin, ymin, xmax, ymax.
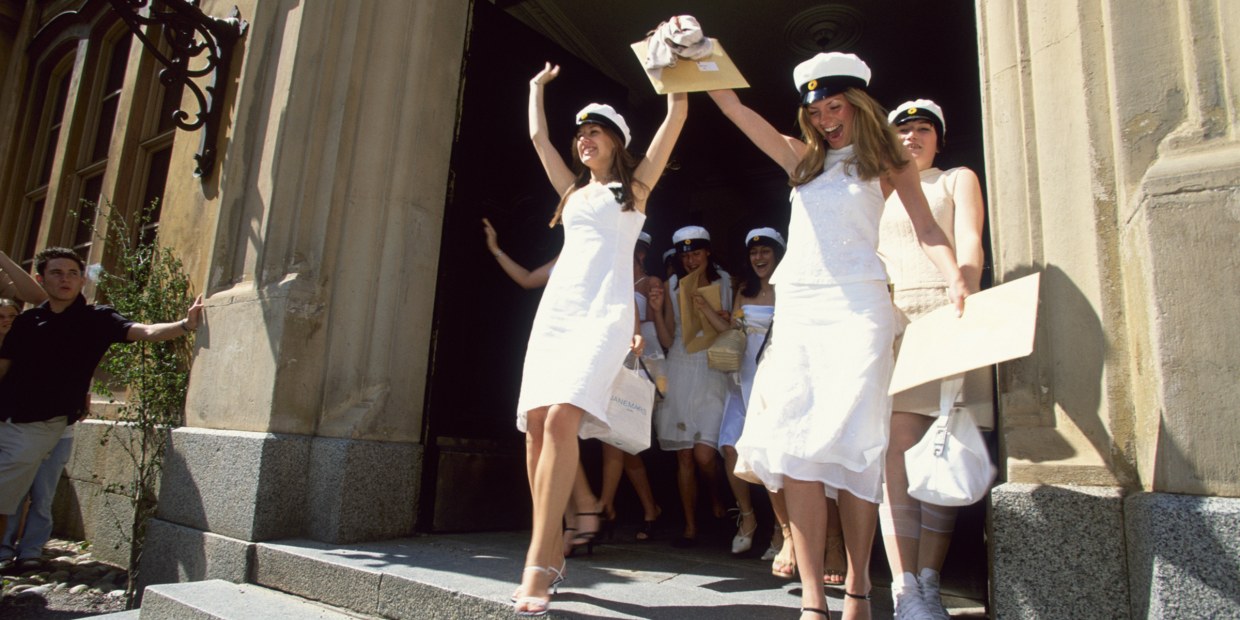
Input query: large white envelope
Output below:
<box><xmin>889</xmin><ymin>272</ymin><xmax>1041</xmax><ymax>395</ymax></box>
<box><xmin>630</xmin><ymin>38</ymin><xmax>749</xmax><ymax>94</ymax></box>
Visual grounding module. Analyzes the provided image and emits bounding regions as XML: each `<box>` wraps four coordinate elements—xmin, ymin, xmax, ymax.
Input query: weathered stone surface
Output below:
<box><xmin>991</xmin><ymin>483</ymin><xmax>1130</xmax><ymax>618</ymax></box>
<box><xmin>137</xmin><ymin>518</ymin><xmax>253</xmax><ymax>596</ymax></box>
<box><xmin>1127</xmin><ymin>492</ymin><xmax>1240</xmax><ymax>619</ymax></box>
<box><xmin>305</xmin><ymin>437</ymin><xmax>421</xmax><ymax>543</ymax></box>
<box><xmin>156</xmin><ymin>427</ymin><xmax>310</xmax><ymax>541</ymax></box>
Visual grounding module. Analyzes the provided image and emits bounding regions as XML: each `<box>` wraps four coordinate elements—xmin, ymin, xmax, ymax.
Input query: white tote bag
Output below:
<box><xmin>579</xmin><ymin>354</ymin><xmax>655</xmax><ymax>455</ymax></box>
<box><xmin>905</xmin><ymin>375</ymin><xmax>997</xmax><ymax>506</ymax></box>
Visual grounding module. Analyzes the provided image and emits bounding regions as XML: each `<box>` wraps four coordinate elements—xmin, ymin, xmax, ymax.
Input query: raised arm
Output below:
<box><xmin>127</xmin><ymin>294</ymin><xmax>204</xmax><ymax>342</ymax></box>
<box><xmin>950</xmin><ymin>168</ymin><xmax>986</xmax><ymax>292</ymax></box>
<box><xmin>632</xmin><ymin>92</ymin><xmax>689</xmax><ymax>196</ymax></box>
<box><xmin>884</xmin><ymin>164</ymin><xmax>969</xmax><ymax>315</ymax></box>
<box><xmin>482</xmin><ymin>218</ymin><xmax>555</xmax><ymax>289</ymax></box>
<box><xmin>0</xmin><ymin>250</ymin><xmax>48</xmax><ymax>304</ymax></box>
<box><xmin>529</xmin><ymin>63</ymin><xmax>575</xmax><ymax>194</ymax></box>
<box><xmin>707</xmin><ymin>89</ymin><xmax>806</xmax><ymax>176</ymax></box>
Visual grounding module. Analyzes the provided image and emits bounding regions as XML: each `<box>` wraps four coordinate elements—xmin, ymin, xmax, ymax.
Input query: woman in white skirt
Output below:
<box><xmin>878</xmin><ymin>100</ymin><xmax>993</xmax><ymax>620</ymax></box>
<box><xmin>652</xmin><ymin>225</ymin><xmax>733</xmax><ymax>547</ymax></box>
<box><xmin>514</xmin><ymin>62</ymin><xmax>686</xmax><ymax>616</ymax></box>
<box><xmin>708</xmin><ymin>53</ymin><xmax>968</xmax><ymax>620</ymax></box>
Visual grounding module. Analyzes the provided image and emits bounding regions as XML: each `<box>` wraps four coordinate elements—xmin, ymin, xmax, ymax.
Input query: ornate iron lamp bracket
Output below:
<box><xmin>106</xmin><ymin>0</ymin><xmax>248</xmax><ymax>179</ymax></box>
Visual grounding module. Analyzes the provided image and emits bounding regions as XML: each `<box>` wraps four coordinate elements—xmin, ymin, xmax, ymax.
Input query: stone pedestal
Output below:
<box><xmin>990</xmin><ymin>483</ymin><xmax>1129</xmax><ymax>618</ymax></box>
<box><xmin>1126</xmin><ymin>493</ymin><xmax>1240</xmax><ymax>619</ymax></box>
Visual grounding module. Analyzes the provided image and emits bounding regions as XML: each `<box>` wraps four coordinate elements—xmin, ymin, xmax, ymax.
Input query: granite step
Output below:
<box><xmin>135</xmin><ymin>579</ymin><xmax>379</xmax><ymax>619</ymax></box>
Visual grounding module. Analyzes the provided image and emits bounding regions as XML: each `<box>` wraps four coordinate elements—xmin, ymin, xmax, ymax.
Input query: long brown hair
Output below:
<box><xmin>548</xmin><ymin>125</ymin><xmax>649</xmax><ymax>227</ymax></box>
<box><xmin>790</xmin><ymin>88</ymin><xmax>908</xmax><ymax>186</ymax></box>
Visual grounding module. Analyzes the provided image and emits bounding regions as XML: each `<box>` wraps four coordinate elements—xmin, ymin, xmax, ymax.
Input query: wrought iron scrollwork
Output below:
<box><xmin>105</xmin><ymin>0</ymin><xmax>247</xmax><ymax>179</ymax></box>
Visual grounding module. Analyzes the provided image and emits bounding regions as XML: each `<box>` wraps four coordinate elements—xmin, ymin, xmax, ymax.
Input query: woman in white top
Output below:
<box><xmin>708</xmin><ymin>53</ymin><xmax>968</xmax><ymax>620</ymax></box>
<box><xmin>651</xmin><ymin>226</ymin><xmax>733</xmax><ymax>547</ymax></box>
<box><xmin>513</xmin><ymin>62</ymin><xmax>686</xmax><ymax>617</ymax></box>
<box><xmin>877</xmin><ymin>100</ymin><xmax>991</xmax><ymax>620</ymax></box>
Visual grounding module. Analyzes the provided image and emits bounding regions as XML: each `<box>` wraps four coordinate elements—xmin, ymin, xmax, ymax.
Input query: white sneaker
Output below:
<box><xmin>892</xmin><ymin>586</ymin><xmax>932</xmax><ymax>620</ymax></box>
<box><xmin>759</xmin><ymin>542</ymin><xmax>780</xmax><ymax>561</ymax></box>
<box><xmin>919</xmin><ymin>569</ymin><xmax>951</xmax><ymax>620</ymax></box>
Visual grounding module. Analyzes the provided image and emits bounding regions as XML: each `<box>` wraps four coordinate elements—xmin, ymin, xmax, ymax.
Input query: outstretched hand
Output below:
<box><xmin>531</xmin><ymin>62</ymin><xmax>560</xmax><ymax>86</ymax></box>
<box><xmin>185</xmin><ymin>294</ymin><xmax>205</xmax><ymax>330</ymax></box>
<box><xmin>481</xmin><ymin>218</ymin><xmax>500</xmax><ymax>254</ymax></box>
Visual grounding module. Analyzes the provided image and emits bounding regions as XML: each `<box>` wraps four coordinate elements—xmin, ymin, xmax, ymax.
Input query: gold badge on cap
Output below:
<box><xmin>907</xmin><ymin>108</ymin><xmax>918</xmax><ymax>115</ymax></box>
<box><xmin>579</xmin><ymin>112</ymin><xmax>588</xmax><ymax>121</ymax></box>
<box><xmin>807</xmin><ymin>79</ymin><xmax>818</xmax><ymax>91</ymax></box>
<box><xmin>752</xmin><ymin>236</ymin><xmax>760</xmax><ymax>242</ymax></box>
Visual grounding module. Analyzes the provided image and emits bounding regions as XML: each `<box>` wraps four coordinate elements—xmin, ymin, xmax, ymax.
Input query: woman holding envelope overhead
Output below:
<box><xmin>651</xmin><ymin>225</ymin><xmax>733</xmax><ymax>548</ymax></box>
<box><xmin>513</xmin><ymin>62</ymin><xmax>686</xmax><ymax>617</ymax></box>
<box><xmin>877</xmin><ymin>100</ymin><xmax>991</xmax><ymax>620</ymax></box>
<box><xmin>708</xmin><ymin>53</ymin><xmax>968</xmax><ymax>620</ymax></box>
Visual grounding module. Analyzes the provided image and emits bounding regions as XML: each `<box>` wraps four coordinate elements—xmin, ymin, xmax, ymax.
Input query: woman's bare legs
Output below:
<box><xmin>722</xmin><ymin>445</ymin><xmax>757</xmax><ymax>552</ymax></box>
<box><xmin>599</xmin><ymin>443</ymin><xmax>625</xmax><ymax>520</ymax></box>
<box><xmin>675</xmin><ymin>448</ymin><xmax>698</xmax><ymax>541</ymax></box>
<box><xmin>693</xmin><ymin>443</ymin><xmax>728</xmax><ymax>518</ymax></box>
<box><xmin>517</xmin><ymin>403</ymin><xmax>584</xmax><ymax>614</ymax></box>
<box><xmin>838</xmin><ymin>490</ymin><xmax>878</xmax><ymax>620</ymax></box>
<box><xmin>824</xmin><ymin>498</ymin><xmax>847</xmax><ymax>585</ymax></box>
<box><xmin>784</xmin><ymin>477</ymin><xmax>827</xmax><ymax>619</ymax></box>
<box><xmin>622</xmin><ymin>452</ymin><xmax>660</xmax><ymax>521</ymax></box>
<box><xmin>769</xmin><ymin>490</ymin><xmax>795</xmax><ymax>576</ymax></box>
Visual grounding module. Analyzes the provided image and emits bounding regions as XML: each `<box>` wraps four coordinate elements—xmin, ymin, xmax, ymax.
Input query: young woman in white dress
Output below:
<box><xmin>708</xmin><ymin>53</ymin><xmax>968</xmax><ymax>620</ymax></box>
<box><xmin>877</xmin><ymin>100</ymin><xmax>991</xmax><ymax>620</ymax></box>
<box><xmin>651</xmin><ymin>226</ymin><xmax>733</xmax><ymax>547</ymax></box>
<box><xmin>513</xmin><ymin>62</ymin><xmax>686</xmax><ymax>617</ymax></box>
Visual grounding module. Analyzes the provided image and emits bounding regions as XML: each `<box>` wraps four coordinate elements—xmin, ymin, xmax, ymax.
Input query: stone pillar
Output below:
<box><xmin>143</xmin><ymin>0</ymin><xmax>469</xmax><ymax>589</ymax></box>
<box><xmin>978</xmin><ymin>0</ymin><xmax>1240</xmax><ymax>617</ymax></box>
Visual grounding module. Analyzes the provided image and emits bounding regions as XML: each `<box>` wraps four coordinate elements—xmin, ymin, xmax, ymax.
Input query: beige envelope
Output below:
<box><xmin>889</xmin><ymin>272</ymin><xmax>1041</xmax><ymax>395</ymax></box>
<box><xmin>677</xmin><ymin>268</ymin><xmax>723</xmax><ymax>354</ymax></box>
<box><xmin>630</xmin><ymin>38</ymin><xmax>750</xmax><ymax>94</ymax></box>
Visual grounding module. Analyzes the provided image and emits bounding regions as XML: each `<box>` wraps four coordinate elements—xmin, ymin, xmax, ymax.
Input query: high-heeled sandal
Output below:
<box><xmin>771</xmin><ymin>524</ymin><xmax>796</xmax><ymax>578</ymax></box>
<box><xmin>510</xmin><ymin>561</ymin><xmax>565</xmax><ymax>603</ymax></box>
<box><xmin>731</xmin><ymin>508</ymin><xmax>757</xmax><ymax>555</ymax></box>
<box><xmin>636</xmin><ymin>506</ymin><xmax>661</xmax><ymax>542</ymax></box>
<box><xmin>513</xmin><ymin>565</ymin><xmax>563</xmax><ymax>617</ymax></box>
<box><xmin>568</xmin><ymin>511</ymin><xmax>602</xmax><ymax>555</ymax></box>
<box><xmin>822</xmin><ymin>535</ymin><xmax>846</xmax><ymax>586</ymax></box>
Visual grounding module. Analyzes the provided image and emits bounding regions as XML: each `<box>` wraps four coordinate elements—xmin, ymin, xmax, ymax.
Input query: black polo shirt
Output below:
<box><xmin>0</xmin><ymin>295</ymin><xmax>134</xmax><ymax>424</ymax></box>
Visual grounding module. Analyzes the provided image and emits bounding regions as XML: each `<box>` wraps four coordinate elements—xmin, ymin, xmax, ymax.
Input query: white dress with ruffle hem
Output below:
<box><xmin>516</xmin><ymin>183</ymin><xmax>645</xmax><ymax>431</ymax></box>
<box><xmin>734</xmin><ymin>145</ymin><xmax>895</xmax><ymax>504</ymax></box>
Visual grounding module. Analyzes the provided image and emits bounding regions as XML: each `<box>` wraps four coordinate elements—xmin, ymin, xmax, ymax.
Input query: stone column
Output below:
<box><xmin>143</xmin><ymin>0</ymin><xmax>469</xmax><ymax>589</ymax></box>
<box><xmin>979</xmin><ymin>0</ymin><xmax>1240</xmax><ymax>617</ymax></box>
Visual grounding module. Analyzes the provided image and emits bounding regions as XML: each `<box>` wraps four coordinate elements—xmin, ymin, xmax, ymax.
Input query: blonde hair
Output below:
<box><xmin>790</xmin><ymin>88</ymin><xmax>908</xmax><ymax>186</ymax></box>
<box><xmin>548</xmin><ymin>125</ymin><xmax>649</xmax><ymax>228</ymax></box>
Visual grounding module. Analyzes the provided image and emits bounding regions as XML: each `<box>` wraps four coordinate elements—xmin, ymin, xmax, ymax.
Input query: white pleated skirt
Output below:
<box><xmin>734</xmin><ymin>281</ymin><xmax>895</xmax><ymax>504</ymax></box>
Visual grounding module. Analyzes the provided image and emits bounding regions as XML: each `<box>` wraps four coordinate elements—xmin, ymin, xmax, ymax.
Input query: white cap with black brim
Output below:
<box><xmin>793</xmin><ymin>52</ymin><xmax>872</xmax><ymax>106</ymax></box>
<box><xmin>576</xmin><ymin>103</ymin><xmax>632</xmax><ymax>147</ymax></box>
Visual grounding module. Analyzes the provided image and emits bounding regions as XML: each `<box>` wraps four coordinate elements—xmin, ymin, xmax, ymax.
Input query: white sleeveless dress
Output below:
<box><xmin>516</xmin><ymin>183</ymin><xmax>646</xmax><ymax>431</ymax></box>
<box><xmin>878</xmin><ymin>166</ymin><xmax>994</xmax><ymax>428</ymax></box>
<box><xmin>735</xmin><ymin>146</ymin><xmax>895</xmax><ymax>504</ymax></box>
<box><xmin>719</xmin><ymin>303</ymin><xmax>774</xmax><ymax>449</ymax></box>
<box><xmin>655</xmin><ymin>270</ymin><xmax>733</xmax><ymax>450</ymax></box>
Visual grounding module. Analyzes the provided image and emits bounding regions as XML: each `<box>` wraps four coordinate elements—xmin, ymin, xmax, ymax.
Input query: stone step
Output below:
<box><xmin>135</xmin><ymin>579</ymin><xmax>378</xmax><ymax>619</ymax></box>
<box><xmin>247</xmin><ymin>532</ymin><xmax>987</xmax><ymax>619</ymax></box>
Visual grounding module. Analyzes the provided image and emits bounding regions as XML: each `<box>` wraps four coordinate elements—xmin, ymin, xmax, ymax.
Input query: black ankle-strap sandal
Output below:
<box><xmin>844</xmin><ymin>591</ymin><xmax>872</xmax><ymax>600</ymax></box>
<box><xmin>800</xmin><ymin>608</ymin><xmax>829</xmax><ymax>617</ymax></box>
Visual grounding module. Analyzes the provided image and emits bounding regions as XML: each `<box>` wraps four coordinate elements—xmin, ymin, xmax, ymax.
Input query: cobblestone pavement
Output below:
<box><xmin>0</xmin><ymin>538</ymin><xmax>128</xmax><ymax>619</ymax></box>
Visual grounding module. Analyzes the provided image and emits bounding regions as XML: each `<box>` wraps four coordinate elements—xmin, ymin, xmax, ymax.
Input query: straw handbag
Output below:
<box><xmin>707</xmin><ymin>327</ymin><xmax>745</xmax><ymax>372</ymax></box>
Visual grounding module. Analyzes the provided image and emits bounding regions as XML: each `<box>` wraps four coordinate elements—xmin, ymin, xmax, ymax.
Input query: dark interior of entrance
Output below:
<box><xmin>421</xmin><ymin>0</ymin><xmax>991</xmax><ymax>604</ymax></box>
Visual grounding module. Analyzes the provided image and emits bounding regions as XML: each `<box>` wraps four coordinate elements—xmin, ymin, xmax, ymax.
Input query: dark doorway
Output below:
<box><xmin>421</xmin><ymin>0</ymin><xmax>991</xmax><ymax>607</ymax></box>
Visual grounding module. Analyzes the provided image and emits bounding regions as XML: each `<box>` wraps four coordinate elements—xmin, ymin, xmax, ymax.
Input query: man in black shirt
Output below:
<box><xmin>0</xmin><ymin>247</ymin><xmax>203</xmax><ymax>539</ymax></box>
